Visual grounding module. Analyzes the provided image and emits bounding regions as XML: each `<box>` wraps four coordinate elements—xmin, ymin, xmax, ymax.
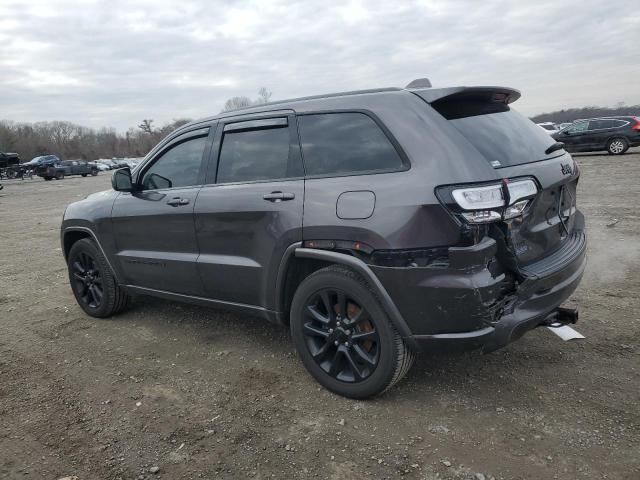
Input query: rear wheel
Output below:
<box><xmin>67</xmin><ymin>238</ymin><xmax>131</xmax><ymax>318</ymax></box>
<box><xmin>290</xmin><ymin>265</ymin><xmax>414</xmax><ymax>399</ymax></box>
<box><xmin>91</xmin><ymin>169</ymin><xmax>98</xmax><ymax>176</ymax></box>
<box><xmin>607</xmin><ymin>137</ymin><xmax>628</xmax><ymax>155</ymax></box>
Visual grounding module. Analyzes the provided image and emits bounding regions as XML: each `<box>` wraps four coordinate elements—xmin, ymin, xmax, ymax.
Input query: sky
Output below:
<box><xmin>0</xmin><ymin>0</ymin><xmax>638</xmax><ymax>131</ymax></box>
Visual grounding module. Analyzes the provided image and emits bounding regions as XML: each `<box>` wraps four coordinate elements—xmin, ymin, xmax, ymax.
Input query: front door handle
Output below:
<box><xmin>167</xmin><ymin>197</ymin><xmax>190</xmax><ymax>206</ymax></box>
<box><xmin>263</xmin><ymin>191</ymin><xmax>295</xmax><ymax>202</ymax></box>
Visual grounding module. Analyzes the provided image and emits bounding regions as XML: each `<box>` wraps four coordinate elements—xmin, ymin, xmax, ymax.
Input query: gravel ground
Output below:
<box><xmin>0</xmin><ymin>150</ymin><xmax>639</xmax><ymax>480</ymax></box>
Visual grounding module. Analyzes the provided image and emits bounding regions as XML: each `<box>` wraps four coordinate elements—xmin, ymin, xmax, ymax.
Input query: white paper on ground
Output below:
<box><xmin>546</xmin><ymin>323</ymin><xmax>585</xmax><ymax>341</ymax></box>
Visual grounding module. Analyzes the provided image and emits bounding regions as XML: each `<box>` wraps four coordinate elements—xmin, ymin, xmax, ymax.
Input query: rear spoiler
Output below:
<box><xmin>410</xmin><ymin>86</ymin><xmax>521</xmax><ymax>104</ymax></box>
<box><xmin>410</xmin><ymin>86</ymin><xmax>522</xmax><ymax>120</ymax></box>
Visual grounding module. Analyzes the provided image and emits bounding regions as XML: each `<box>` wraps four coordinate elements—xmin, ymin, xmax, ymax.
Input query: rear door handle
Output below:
<box><xmin>263</xmin><ymin>191</ymin><xmax>295</xmax><ymax>202</ymax></box>
<box><xmin>167</xmin><ymin>197</ymin><xmax>190</xmax><ymax>206</ymax></box>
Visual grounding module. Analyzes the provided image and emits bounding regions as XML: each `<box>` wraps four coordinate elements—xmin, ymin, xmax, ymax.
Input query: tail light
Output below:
<box><xmin>439</xmin><ymin>178</ymin><xmax>538</xmax><ymax>224</ymax></box>
<box><xmin>631</xmin><ymin>117</ymin><xmax>640</xmax><ymax>131</ymax></box>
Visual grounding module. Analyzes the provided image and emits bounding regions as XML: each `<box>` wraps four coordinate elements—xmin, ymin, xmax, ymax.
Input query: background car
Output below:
<box><xmin>553</xmin><ymin>116</ymin><xmax>640</xmax><ymax>154</ymax></box>
<box><xmin>93</xmin><ymin>162</ymin><xmax>111</xmax><ymax>171</ymax></box>
<box><xmin>536</xmin><ymin>122</ymin><xmax>559</xmax><ymax>135</ymax></box>
<box><xmin>25</xmin><ymin>154</ymin><xmax>60</xmax><ymax>166</ymax></box>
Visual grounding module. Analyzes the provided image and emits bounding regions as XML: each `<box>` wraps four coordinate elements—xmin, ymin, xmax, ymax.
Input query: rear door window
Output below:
<box><xmin>297</xmin><ymin>113</ymin><xmax>404</xmax><ymax>176</ymax></box>
<box><xmin>566</xmin><ymin>121</ymin><xmax>588</xmax><ymax>134</ymax></box>
<box><xmin>588</xmin><ymin>119</ymin><xmax>613</xmax><ymax>130</ymax></box>
<box><xmin>216</xmin><ymin>119</ymin><xmax>302</xmax><ymax>183</ymax></box>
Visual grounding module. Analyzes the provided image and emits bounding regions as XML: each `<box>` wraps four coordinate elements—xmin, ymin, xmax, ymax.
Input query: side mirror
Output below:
<box><xmin>112</xmin><ymin>167</ymin><xmax>134</xmax><ymax>192</ymax></box>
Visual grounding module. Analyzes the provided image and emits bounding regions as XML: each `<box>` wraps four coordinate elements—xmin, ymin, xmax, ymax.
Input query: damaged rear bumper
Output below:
<box><xmin>369</xmin><ymin>228</ymin><xmax>587</xmax><ymax>354</ymax></box>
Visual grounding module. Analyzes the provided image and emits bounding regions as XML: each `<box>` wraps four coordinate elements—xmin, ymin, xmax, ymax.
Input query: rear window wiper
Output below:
<box><xmin>545</xmin><ymin>142</ymin><xmax>565</xmax><ymax>155</ymax></box>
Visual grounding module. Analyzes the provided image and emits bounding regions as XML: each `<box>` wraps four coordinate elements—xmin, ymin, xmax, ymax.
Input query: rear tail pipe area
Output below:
<box><xmin>542</xmin><ymin>307</ymin><xmax>579</xmax><ymax>326</ymax></box>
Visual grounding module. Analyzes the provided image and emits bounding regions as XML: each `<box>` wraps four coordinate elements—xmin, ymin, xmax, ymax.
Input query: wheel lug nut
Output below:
<box><xmin>334</xmin><ymin>340</ymin><xmax>339</xmax><ymax>346</ymax></box>
<box><xmin>328</xmin><ymin>328</ymin><xmax>333</xmax><ymax>333</ymax></box>
<box><xmin>344</xmin><ymin>341</ymin><xmax>349</xmax><ymax>347</ymax></box>
<box><xmin>345</xmin><ymin>329</ymin><xmax>351</xmax><ymax>335</ymax></box>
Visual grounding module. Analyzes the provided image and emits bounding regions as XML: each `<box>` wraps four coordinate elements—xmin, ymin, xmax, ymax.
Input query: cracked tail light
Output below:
<box><xmin>441</xmin><ymin>178</ymin><xmax>538</xmax><ymax>224</ymax></box>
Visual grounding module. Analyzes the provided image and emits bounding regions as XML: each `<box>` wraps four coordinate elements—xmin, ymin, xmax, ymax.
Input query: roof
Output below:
<box><xmin>178</xmin><ymin>84</ymin><xmax>522</xmax><ymax>132</ymax></box>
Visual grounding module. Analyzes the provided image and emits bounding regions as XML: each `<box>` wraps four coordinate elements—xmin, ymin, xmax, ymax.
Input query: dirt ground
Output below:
<box><xmin>1</xmin><ymin>151</ymin><xmax>639</xmax><ymax>480</ymax></box>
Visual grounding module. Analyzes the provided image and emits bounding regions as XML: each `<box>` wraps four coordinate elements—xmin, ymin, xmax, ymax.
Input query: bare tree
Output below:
<box><xmin>222</xmin><ymin>96</ymin><xmax>252</xmax><ymax>112</ymax></box>
<box><xmin>256</xmin><ymin>87</ymin><xmax>272</xmax><ymax>104</ymax></box>
<box><xmin>138</xmin><ymin>119</ymin><xmax>154</xmax><ymax>134</ymax></box>
<box><xmin>221</xmin><ymin>88</ymin><xmax>274</xmax><ymax>112</ymax></box>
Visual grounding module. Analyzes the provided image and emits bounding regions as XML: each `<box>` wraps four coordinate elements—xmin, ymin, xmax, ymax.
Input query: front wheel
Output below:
<box><xmin>90</xmin><ymin>169</ymin><xmax>98</xmax><ymax>176</ymax></box>
<box><xmin>607</xmin><ymin>137</ymin><xmax>628</xmax><ymax>155</ymax></box>
<box><xmin>67</xmin><ymin>238</ymin><xmax>131</xmax><ymax>317</ymax></box>
<box><xmin>290</xmin><ymin>265</ymin><xmax>414</xmax><ymax>399</ymax></box>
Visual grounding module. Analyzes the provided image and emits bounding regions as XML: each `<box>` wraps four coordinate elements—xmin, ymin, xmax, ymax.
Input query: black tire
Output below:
<box><xmin>91</xmin><ymin>169</ymin><xmax>98</xmax><ymax>176</ymax></box>
<box><xmin>44</xmin><ymin>176</ymin><xmax>52</xmax><ymax>181</ymax></box>
<box><xmin>67</xmin><ymin>238</ymin><xmax>131</xmax><ymax>318</ymax></box>
<box><xmin>55</xmin><ymin>171</ymin><xmax>64</xmax><ymax>180</ymax></box>
<box><xmin>81</xmin><ymin>173</ymin><xmax>87</xmax><ymax>177</ymax></box>
<box><xmin>290</xmin><ymin>265</ymin><xmax>414</xmax><ymax>399</ymax></box>
<box><xmin>607</xmin><ymin>137</ymin><xmax>628</xmax><ymax>155</ymax></box>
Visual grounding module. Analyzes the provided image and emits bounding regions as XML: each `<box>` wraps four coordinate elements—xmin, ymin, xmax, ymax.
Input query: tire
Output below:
<box><xmin>607</xmin><ymin>137</ymin><xmax>628</xmax><ymax>155</ymax></box>
<box><xmin>67</xmin><ymin>238</ymin><xmax>131</xmax><ymax>318</ymax></box>
<box><xmin>44</xmin><ymin>177</ymin><xmax>52</xmax><ymax>181</ymax></box>
<box><xmin>290</xmin><ymin>265</ymin><xmax>414</xmax><ymax>399</ymax></box>
<box><xmin>81</xmin><ymin>173</ymin><xmax>87</xmax><ymax>177</ymax></box>
<box><xmin>91</xmin><ymin>169</ymin><xmax>98</xmax><ymax>176</ymax></box>
<box><xmin>55</xmin><ymin>171</ymin><xmax>64</xmax><ymax>180</ymax></box>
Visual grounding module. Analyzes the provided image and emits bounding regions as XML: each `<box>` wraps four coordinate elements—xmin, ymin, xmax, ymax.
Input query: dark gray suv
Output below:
<box><xmin>61</xmin><ymin>80</ymin><xmax>586</xmax><ymax>398</ymax></box>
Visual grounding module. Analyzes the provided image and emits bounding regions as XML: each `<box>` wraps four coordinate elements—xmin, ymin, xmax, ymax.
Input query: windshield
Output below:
<box><xmin>448</xmin><ymin>108</ymin><xmax>559</xmax><ymax>167</ymax></box>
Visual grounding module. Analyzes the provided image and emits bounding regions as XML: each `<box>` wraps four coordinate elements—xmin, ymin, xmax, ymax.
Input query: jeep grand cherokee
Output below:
<box><xmin>61</xmin><ymin>79</ymin><xmax>586</xmax><ymax>398</ymax></box>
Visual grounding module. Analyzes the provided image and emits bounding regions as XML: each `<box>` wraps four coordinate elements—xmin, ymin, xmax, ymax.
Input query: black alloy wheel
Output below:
<box><xmin>290</xmin><ymin>265</ymin><xmax>414</xmax><ymax>399</ymax></box>
<box><xmin>302</xmin><ymin>288</ymin><xmax>380</xmax><ymax>382</ymax></box>
<box><xmin>67</xmin><ymin>238</ymin><xmax>131</xmax><ymax>317</ymax></box>
<box><xmin>71</xmin><ymin>251</ymin><xmax>104</xmax><ymax>309</ymax></box>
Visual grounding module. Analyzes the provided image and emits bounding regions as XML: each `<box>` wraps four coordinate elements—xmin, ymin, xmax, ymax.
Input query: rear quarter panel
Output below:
<box><xmin>295</xmin><ymin>91</ymin><xmax>501</xmax><ymax>249</ymax></box>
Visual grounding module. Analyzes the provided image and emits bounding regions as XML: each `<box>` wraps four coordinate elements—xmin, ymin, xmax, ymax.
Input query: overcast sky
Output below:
<box><xmin>1</xmin><ymin>0</ymin><xmax>638</xmax><ymax>131</ymax></box>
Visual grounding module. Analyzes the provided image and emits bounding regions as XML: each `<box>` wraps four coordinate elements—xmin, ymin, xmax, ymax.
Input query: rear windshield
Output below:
<box><xmin>446</xmin><ymin>108</ymin><xmax>558</xmax><ymax>168</ymax></box>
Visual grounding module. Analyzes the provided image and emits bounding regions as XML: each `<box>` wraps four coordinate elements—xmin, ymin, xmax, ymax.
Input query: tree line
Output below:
<box><xmin>531</xmin><ymin>104</ymin><xmax>640</xmax><ymax>124</ymax></box>
<box><xmin>0</xmin><ymin>88</ymin><xmax>273</xmax><ymax>162</ymax></box>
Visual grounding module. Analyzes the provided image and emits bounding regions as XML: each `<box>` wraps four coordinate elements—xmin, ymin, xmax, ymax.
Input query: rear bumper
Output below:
<box><xmin>370</xmin><ymin>225</ymin><xmax>587</xmax><ymax>353</ymax></box>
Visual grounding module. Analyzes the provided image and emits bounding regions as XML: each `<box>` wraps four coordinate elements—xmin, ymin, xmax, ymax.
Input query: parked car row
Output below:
<box><xmin>537</xmin><ymin>117</ymin><xmax>640</xmax><ymax>154</ymax></box>
<box><xmin>95</xmin><ymin>158</ymin><xmax>141</xmax><ymax>170</ymax></box>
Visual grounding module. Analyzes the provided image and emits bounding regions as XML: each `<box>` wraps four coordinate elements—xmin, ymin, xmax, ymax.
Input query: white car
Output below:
<box><xmin>537</xmin><ymin>122</ymin><xmax>560</xmax><ymax>135</ymax></box>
